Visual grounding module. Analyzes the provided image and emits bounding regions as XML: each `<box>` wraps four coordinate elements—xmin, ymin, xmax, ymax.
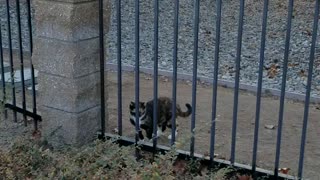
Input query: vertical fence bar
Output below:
<box><xmin>134</xmin><ymin>0</ymin><xmax>141</xmax><ymax>156</ymax></box>
<box><xmin>26</xmin><ymin>0</ymin><xmax>37</xmax><ymax>130</ymax></box>
<box><xmin>210</xmin><ymin>0</ymin><xmax>222</xmax><ymax>164</ymax></box>
<box><xmin>230</xmin><ymin>0</ymin><xmax>245</xmax><ymax>164</ymax></box>
<box><xmin>298</xmin><ymin>0</ymin><xmax>319</xmax><ymax>178</ymax></box>
<box><xmin>190</xmin><ymin>0</ymin><xmax>200</xmax><ymax>158</ymax></box>
<box><xmin>274</xmin><ymin>0</ymin><xmax>294</xmax><ymax>178</ymax></box>
<box><xmin>171</xmin><ymin>0</ymin><xmax>179</xmax><ymax>145</ymax></box>
<box><xmin>26</xmin><ymin>0</ymin><xmax>33</xmax><ymax>53</ymax></box>
<box><xmin>6</xmin><ymin>0</ymin><xmax>17</xmax><ymax>122</ymax></box>
<box><xmin>210</xmin><ymin>0</ymin><xmax>222</xmax><ymax>165</ymax></box>
<box><xmin>152</xmin><ymin>0</ymin><xmax>159</xmax><ymax>152</ymax></box>
<box><xmin>252</xmin><ymin>0</ymin><xmax>269</xmax><ymax>174</ymax></box>
<box><xmin>0</xmin><ymin>22</ymin><xmax>7</xmax><ymax>117</ymax></box>
<box><xmin>16</xmin><ymin>0</ymin><xmax>27</xmax><ymax>125</ymax></box>
<box><xmin>99</xmin><ymin>0</ymin><xmax>106</xmax><ymax>139</ymax></box>
<box><xmin>116</xmin><ymin>0</ymin><xmax>122</xmax><ymax>136</ymax></box>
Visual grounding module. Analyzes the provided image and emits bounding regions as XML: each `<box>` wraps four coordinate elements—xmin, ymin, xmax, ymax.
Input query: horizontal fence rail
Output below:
<box><xmin>99</xmin><ymin>0</ymin><xmax>320</xmax><ymax>179</ymax></box>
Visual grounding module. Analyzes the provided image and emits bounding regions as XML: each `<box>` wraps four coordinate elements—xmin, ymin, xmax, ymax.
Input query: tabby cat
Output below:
<box><xmin>129</xmin><ymin>96</ymin><xmax>192</xmax><ymax>140</ymax></box>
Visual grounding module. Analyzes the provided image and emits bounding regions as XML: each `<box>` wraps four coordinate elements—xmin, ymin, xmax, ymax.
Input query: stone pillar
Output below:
<box><xmin>33</xmin><ymin>0</ymin><xmax>110</xmax><ymax>148</ymax></box>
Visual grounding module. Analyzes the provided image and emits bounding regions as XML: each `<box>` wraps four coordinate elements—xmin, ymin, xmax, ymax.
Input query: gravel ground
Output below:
<box><xmin>0</xmin><ymin>0</ymin><xmax>33</xmax><ymax>51</ymax></box>
<box><xmin>1</xmin><ymin>0</ymin><xmax>320</xmax><ymax>97</ymax></box>
<box><xmin>106</xmin><ymin>0</ymin><xmax>320</xmax><ymax>97</ymax></box>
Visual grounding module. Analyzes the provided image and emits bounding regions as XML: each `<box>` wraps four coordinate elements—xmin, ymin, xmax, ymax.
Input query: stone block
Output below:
<box><xmin>38</xmin><ymin>71</ymin><xmax>101</xmax><ymax>113</ymax></box>
<box><xmin>33</xmin><ymin>0</ymin><xmax>110</xmax><ymax>41</ymax></box>
<box><xmin>41</xmin><ymin>105</ymin><xmax>101</xmax><ymax>148</ymax></box>
<box><xmin>33</xmin><ymin>37</ymin><xmax>99</xmax><ymax>78</ymax></box>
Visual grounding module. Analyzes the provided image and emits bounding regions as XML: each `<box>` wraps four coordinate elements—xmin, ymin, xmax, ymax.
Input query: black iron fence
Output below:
<box><xmin>98</xmin><ymin>0</ymin><xmax>320</xmax><ymax>179</ymax></box>
<box><xmin>1</xmin><ymin>0</ymin><xmax>319</xmax><ymax>179</ymax></box>
<box><xmin>0</xmin><ymin>0</ymin><xmax>40</xmax><ymax>129</ymax></box>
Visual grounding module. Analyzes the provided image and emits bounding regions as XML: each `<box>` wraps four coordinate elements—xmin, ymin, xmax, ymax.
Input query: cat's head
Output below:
<box><xmin>129</xmin><ymin>101</ymin><xmax>146</xmax><ymax>117</ymax></box>
<box><xmin>129</xmin><ymin>101</ymin><xmax>152</xmax><ymax>140</ymax></box>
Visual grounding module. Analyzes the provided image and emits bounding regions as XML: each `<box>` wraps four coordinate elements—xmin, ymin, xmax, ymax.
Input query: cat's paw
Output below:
<box><xmin>168</xmin><ymin>132</ymin><xmax>178</xmax><ymax>140</ymax></box>
<box><xmin>156</xmin><ymin>129</ymin><xmax>163</xmax><ymax>137</ymax></box>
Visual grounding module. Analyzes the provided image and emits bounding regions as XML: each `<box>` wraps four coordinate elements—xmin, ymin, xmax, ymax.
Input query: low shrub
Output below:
<box><xmin>0</xmin><ymin>137</ymin><xmax>251</xmax><ymax>179</ymax></box>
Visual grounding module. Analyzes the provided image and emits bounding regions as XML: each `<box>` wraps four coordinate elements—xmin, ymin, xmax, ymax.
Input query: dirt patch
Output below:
<box><xmin>0</xmin><ymin>70</ymin><xmax>319</xmax><ymax>179</ymax></box>
<box><xmin>106</xmin><ymin>71</ymin><xmax>320</xmax><ymax>179</ymax></box>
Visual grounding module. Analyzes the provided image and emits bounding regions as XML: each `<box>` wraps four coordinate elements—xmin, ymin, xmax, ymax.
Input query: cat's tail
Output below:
<box><xmin>177</xmin><ymin>103</ymin><xmax>192</xmax><ymax>117</ymax></box>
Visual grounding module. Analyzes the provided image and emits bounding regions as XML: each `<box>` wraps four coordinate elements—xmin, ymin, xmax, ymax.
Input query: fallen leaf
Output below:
<box><xmin>186</xmin><ymin>80</ymin><xmax>192</xmax><ymax>86</ymax></box>
<box><xmin>203</xmin><ymin>151</ymin><xmax>209</xmax><ymax>157</ymax></box>
<box><xmin>298</xmin><ymin>69</ymin><xmax>307</xmax><ymax>77</ymax></box>
<box><xmin>32</xmin><ymin>130</ymin><xmax>41</xmax><ymax>140</ymax></box>
<box><xmin>267</xmin><ymin>64</ymin><xmax>280</xmax><ymax>78</ymax></box>
<box><xmin>278</xmin><ymin>167</ymin><xmax>291</xmax><ymax>174</ymax></box>
<box><xmin>237</xmin><ymin>174</ymin><xmax>253</xmax><ymax>180</ymax></box>
<box><xmin>173</xmin><ymin>159</ymin><xmax>188</xmax><ymax>175</ymax></box>
<box><xmin>288</xmin><ymin>62</ymin><xmax>299</xmax><ymax>67</ymax></box>
<box><xmin>113</xmin><ymin>128</ymin><xmax>119</xmax><ymax>134</ymax></box>
<box><xmin>205</xmin><ymin>30</ymin><xmax>211</xmax><ymax>35</ymax></box>
<box><xmin>305</xmin><ymin>29</ymin><xmax>312</xmax><ymax>36</ymax></box>
<box><xmin>214</xmin><ymin>153</ymin><xmax>226</xmax><ymax>160</ymax></box>
<box><xmin>264</xmin><ymin>124</ymin><xmax>276</xmax><ymax>130</ymax></box>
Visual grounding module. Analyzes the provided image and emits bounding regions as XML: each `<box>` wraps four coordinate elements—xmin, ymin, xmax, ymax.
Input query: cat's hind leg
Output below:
<box><xmin>167</xmin><ymin>121</ymin><xmax>179</xmax><ymax>140</ymax></box>
<box><xmin>156</xmin><ymin>124</ymin><xmax>166</xmax><ymax>137</ymax></box>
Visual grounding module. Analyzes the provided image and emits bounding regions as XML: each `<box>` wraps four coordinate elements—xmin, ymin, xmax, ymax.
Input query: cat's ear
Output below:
<box><xmin>130</xmin><ymin>101</ymin><xmax>135</xmax><ymax>109</ymax></box>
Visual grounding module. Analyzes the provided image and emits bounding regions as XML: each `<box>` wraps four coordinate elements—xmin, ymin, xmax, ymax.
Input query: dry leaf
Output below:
<box><xmin>32</xmin><ymin>130</ymin><xmax>41</xmax><ymax>140</ymax></box>
<box><xmin>205</xmin><ymin>30</ymin><xmax>211</xmax><ymax>35</ymax></box>
<box><xmin>173</xmin><ymin>159</ymin><xmax>188</xmax><ymax>175</ymax></box>
<box><xmin>203</xmin><ymin>151</ymin><xmax>209</xmax><ymax>157</ymax></box>
<box><xmin>278</xmin><ymin>167</ymin><xmax>290</xmax><ymax>174</ymax></box>
<box><xmin>298</xmin><ymin>69</ymin><xmax>307</xmax><ymax>77</ymax></box>
<box><xmin>186</xmin><ymin>80</ymin><xmax>192</xmax><ymax>86</ymax></box>
<box><xmin>237</xmin><ymin>174</ymin><xmax>253</xmax><ymax>180</ymax></box>
<box><xmin>203</xmin><ymin>151</ymin><xmax>219</xmax><ymax>158</ymax></box>
<box><xmin>113</xmin><ymin>128</ymin><xmax>119</xmax><ymax>134</ymax></box>
<box><xmin>305</xmin><ymin>29</ymin><xmax>312</xmax><ymax>36</ymax></box>
<box><xmin>288</xmin><ymin>62</ymin><xmax>299</xmax><ymax>67</ymax></box>
<box><xmin>267</xmin><ymin>64</ymin><xmax>280</xmax><ymax>78</ymax></box>
<box><xmin>264</xmin><ymin>124</ymin><xmax>276</xmax><ymax>130</ymax></box>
